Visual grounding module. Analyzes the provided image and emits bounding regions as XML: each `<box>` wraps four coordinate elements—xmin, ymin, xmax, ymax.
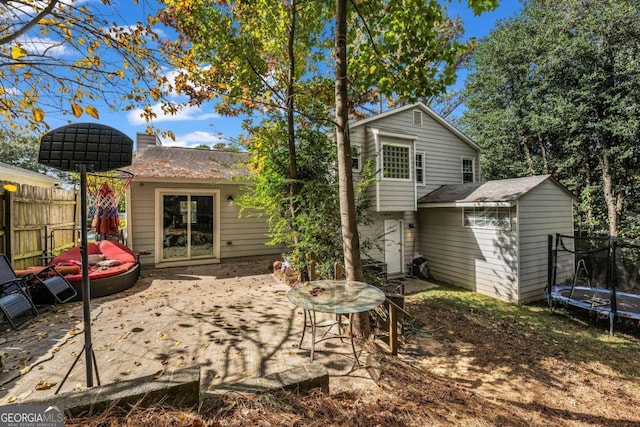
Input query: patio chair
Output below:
<box><xmin>0</xmin><ymin>277</ymin><xmax>38</xmax><ymax>329</ymax></box>
<box><xmin>0</xmin><ymin>254</ymin><xmax>77</xmax><ymax>304</ymax></box>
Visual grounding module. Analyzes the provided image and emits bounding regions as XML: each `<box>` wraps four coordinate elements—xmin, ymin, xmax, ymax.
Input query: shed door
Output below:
<box><xmin>384</xmin><ymin>219</ymin><xmax>403</xmax><ymax>274</ymax></box>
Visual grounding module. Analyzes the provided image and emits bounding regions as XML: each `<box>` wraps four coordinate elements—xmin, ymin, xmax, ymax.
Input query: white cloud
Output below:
<box><xmin>17</xmin><ymin>36</ymin><xmax>72</xmax><ymax>56</ymax></box>
<box><xmin>162</xmin><ymin>131</ymin><xmax>226</xmax><ymax>148</ymax></box>
<box><xmin>126</xmin><ymin>103</ymin><xmax>220</xmax><ymax>125</ymax></box>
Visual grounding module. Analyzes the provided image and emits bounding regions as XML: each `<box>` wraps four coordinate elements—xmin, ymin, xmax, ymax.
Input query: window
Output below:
<box><xmin>415</xmin><ymin>152</ymin><xmax>425</xmax><ymax>185</ymax></box>
<box><xmin>463</xmin><ymin>207</ymin><xmax>511</xmax><ymax>230</ymax></box>
<box><xmin>382</xmin><ymin>143</ymin><xmax>411</xmax><ymax>180</ymax></box>
<box><xmin>413</xmin><ymin>109</ymin><xmax>423</xmax><ymax>126</ymax></box>
<box><xmin>462</xmin><ymin>158</ymin><xmax>475</xmax><ymax>183</ymax></box>
<box><xmin>351</xmin><ymin>144</ymin><xmax>362</xmax><ymax>172</ymax></box>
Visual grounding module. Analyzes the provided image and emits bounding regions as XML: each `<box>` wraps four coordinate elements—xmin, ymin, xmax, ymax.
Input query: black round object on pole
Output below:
<box><xmin>38</xmin><ymin>123</ymin><xmax>133</xmax><ymax>390</ymax></box>
<box><xmin>38</xmin><ymin>123</ymin><xmax>133</xmax><ymax>172</ymax></box>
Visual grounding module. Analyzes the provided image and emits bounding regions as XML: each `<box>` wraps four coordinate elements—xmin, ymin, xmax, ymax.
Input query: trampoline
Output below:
<box><xmin>546</xmin><ymin>234</ymin><xmax>640</xmax><ymax>334</ymax></box>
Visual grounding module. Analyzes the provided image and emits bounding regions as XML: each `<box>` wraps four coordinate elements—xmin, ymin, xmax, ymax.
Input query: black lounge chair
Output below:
<box><xmin>0</xmin><ymin>254</ymin><xmax>77</xmax><ymax>305</ymax></box>
<box><xmin>0</xmin><ymin>278</ymin><xmax>38</xmax><ymax>329</ymax></box>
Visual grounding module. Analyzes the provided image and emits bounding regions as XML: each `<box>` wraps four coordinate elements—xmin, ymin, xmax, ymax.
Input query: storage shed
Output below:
<box><xmin>417</xmin><ymin>175</ymin><xmax>574</xmax><ymax>303</ymax></box>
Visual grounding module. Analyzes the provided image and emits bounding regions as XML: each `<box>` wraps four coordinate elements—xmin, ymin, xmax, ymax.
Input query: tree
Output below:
<box><xmin>157</xmin><ymin>0</ymin><xmax>498</xmax><ymax>339</ymax></box>
<box><xmin>463</xmin><ymin>0</ymin><xmax>640</xmax><ymax>237</ymax></box>
<box><xmin>0</xmin><ymin>0</ymin><xmax>171</xmax><ymax>135</ymax></box>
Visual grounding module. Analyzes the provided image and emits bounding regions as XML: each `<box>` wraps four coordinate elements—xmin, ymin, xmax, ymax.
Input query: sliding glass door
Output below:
<box><xmin>160</xmin><ymin>192</ymin><xmax>217</xmax><ymax>262</ymax></box>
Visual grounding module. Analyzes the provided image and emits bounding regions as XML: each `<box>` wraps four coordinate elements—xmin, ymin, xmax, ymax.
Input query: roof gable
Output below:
<box><xmin>349</xmin><ymin>102</ymin><xmax>481</xmax><ymax>153</ymax></box>
<box><xmin>418</xmin><ymin>175</ymin><xmax>574</xmax><ymax>207</ymax></box>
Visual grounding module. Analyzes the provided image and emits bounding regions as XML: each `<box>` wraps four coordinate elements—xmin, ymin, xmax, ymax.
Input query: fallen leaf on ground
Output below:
<box><xmin>35</xmin><ymin>380</ymin><xmax>57</xmax><ymax>390</ymax></box>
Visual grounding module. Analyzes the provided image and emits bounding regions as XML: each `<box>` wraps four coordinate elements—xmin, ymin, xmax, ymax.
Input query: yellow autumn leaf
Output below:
<box><xmin>39</xmin><ymin>18</ymin><xmax>55</xmax><ymax>25</ymax></box>
<box><xmin>11</xmin><ymin>46</ymin><xmax>27</xmax><ymax>59</ymax></box>
<box><xmin>85</xmin><ymin>105</ymin><xmax>99</xmax><ymax>119</ymax></box>
<box><xmin>71</xmin><ymin>104</ymin><xmax>82</xmax><ymax>117</ymax></box>
<box><xmin>33</xmin><ymin>108</ymin><xmax>45</xmax><ymax>122</ymax></box>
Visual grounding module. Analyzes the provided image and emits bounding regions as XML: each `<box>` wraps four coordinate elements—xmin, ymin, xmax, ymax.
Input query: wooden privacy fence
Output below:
<box><xmin>1</xmin><ymin>184</ymin><xmax>78</xmax><ymax>270</ymax></box>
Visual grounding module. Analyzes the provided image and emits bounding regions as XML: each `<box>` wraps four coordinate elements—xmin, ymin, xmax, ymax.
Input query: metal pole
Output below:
<box><xmin>79</xmin><ymin>165</ymin><xmax>94</xmax><ymax>387</ymax></box>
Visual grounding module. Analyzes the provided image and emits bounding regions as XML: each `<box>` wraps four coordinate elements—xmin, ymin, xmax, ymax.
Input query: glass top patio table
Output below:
<box><xmin>287</xmin><ymin>280</ymin><xmax>386</xmax><ymax>314</ymax></box>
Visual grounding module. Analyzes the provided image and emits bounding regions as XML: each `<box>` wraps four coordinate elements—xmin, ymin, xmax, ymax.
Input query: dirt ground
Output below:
<box><xmin>66</xmin><ymin>280</ymin><xmax>640</xmax><ymax>426</ymax></box>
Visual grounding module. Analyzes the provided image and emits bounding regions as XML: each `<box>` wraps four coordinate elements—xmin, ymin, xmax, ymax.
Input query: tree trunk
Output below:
<box><xmin>521</xmin><ymin>136</ymin><xmax>535</xmax><ymax>176</ymax></box>
<box><xmin>537</xmin><ymin>133</ymin><xmax>549</xmax><ymax>174</ymax></box>
<box><xmin>335</xmin><ymin>0</ymin><xmax>369</xmax><ymax>338</ymax></box>
<box><xmin>600</xmin><ymin>153</ymin><xmax>618</xmax><ymax>237</ymax></box>
<box><xmin>286</xmin><ymin>0</ymin><xmax>299</xmax><ymax>236</ymax></box>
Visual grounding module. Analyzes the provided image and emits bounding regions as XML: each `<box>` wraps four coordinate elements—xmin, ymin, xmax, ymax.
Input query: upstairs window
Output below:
<box><xmin>413</xmin><ymin>109</ymin><xmax>423</xmax><ymax>126</ymax></box>
<box><xmin>351</xmin><ymin>144</ymin><xmax>362</xmax><ymax>172</ymax></box>
<box><xmin>415</xmin><ymin>152</ymin><xmax>425</xmax><ymax>185</ymax></box>
<box><xmin>463</xmin><ymin>207</ymin><xmax>511</xmax><ymax>230</ymax></box>
<box><xmin>382</xmin><ymin>143</ymin><xmax>411</xmax><ymax>180</ymax></box>
<box><xmin>462</xmin><ymin>158</ymin><xmax>475</xmax><ymax>183</ymax></box>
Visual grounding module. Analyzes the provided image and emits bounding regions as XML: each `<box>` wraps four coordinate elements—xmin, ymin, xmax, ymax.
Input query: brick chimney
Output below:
<box><xmin>136</xmin><ymin>133</ymin><xmax>161</xmax><ymax>153</ymax></box>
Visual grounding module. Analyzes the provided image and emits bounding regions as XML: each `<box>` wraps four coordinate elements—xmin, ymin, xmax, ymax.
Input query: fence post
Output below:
<box><xmin>5</xmin><ymin>188</ymin><xmax>13</xmax><ymax>263</ymax></box>
<box><xmin>388</xmin><ymin>301</ymin><xmax>398</xmax><ymax>355</ymax></box>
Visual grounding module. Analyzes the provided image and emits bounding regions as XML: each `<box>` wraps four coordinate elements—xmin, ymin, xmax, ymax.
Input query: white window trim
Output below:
<box><xmin>154</xmin><ymin>188</ymin><xmax>220</xmax><ymax>264</ymax></box>
<box><xmin>415</xmin><ymin>151</ymin><xmax>425</xmax><ymax>186</ymax></box>
<box><xmin>381</xmin><ymin>141</ymin><xmax>412</xmax><ymax>182</ymax></box>
<box><xmin>352</xmin><ymin>143</ymin><xmax>362</xmax><ymax>173</ymax></box>
<box><xmin>462</xmin><ymin>157</ymin><xmax>476</xmax><ymax>183</ymax></box>
<box><xmin>462</xmin><ymin>206</ymin><xmax>512</xmax><ymax>231</ymax></box>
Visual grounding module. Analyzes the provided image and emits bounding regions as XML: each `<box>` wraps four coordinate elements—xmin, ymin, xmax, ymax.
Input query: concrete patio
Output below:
<box><xmin>0</xmin><ymin>258</ymin><xmax>386</xmax><ymax>405</ymax></box>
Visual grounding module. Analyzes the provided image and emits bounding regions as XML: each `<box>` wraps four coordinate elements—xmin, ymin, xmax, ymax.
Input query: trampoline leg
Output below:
<box><xmin>609</xmin><ymin>312</ymin><xmax>614</xmax><ymax>336</ymax></box>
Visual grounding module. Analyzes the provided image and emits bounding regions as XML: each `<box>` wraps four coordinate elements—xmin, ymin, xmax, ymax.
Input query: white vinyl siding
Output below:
<box><xmin>363</xmin><ymin>108</ymin><xmax>480</xmax><ymax>199</ymax></box>
<box><xmin>517</xmin><ymin>180</ymin><xmax>574</xmax><ymax>303</ymax></box>
<box><xmin>375</xmin><ymin>135</ymin><xmax>415</xmax><ymax>212</ymax></box>
<box><xmin>128</xmin><ymin>181</ymin><xmax>280</xmax><ymax>266</ymax></box>
<box><xmin>418</xmin><ymin>207</ymin><xmax>520</xmax><ymax>303</ymax></box>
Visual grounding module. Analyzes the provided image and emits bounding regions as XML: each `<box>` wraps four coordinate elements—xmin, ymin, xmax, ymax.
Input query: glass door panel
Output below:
<box><xmin>162</xmin><ymin>195</ymin><xmax>188</xmax><ymax>261</ymax></box>
<box><xmin>161</xmin><ymin>193</ymin><xmax>216</xmax><ymax>261</ymax></box>
<box><xmin>190</xmin><ymin>195</ymin><xmax>215</xmax><ymax>258</ymax></box>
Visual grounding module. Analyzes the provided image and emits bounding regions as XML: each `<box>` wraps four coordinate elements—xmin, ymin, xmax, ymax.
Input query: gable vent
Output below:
<box><xmin>413</xmin><ymin>110</ymin><xmax>423</xmax><ymax>126</ymax></box>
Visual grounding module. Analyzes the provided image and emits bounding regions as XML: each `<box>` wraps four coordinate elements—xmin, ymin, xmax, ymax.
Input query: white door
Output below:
<box><xmin>384</xmin><ymin>220</ymin><xmax>403</xmax><ymax>274</ymax></box>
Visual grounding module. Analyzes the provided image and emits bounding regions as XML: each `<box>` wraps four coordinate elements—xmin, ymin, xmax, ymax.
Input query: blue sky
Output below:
<box><xmin>46</xmin><ymin>1</ymin><xmax>522</xmax><ymax>150</ymax></box>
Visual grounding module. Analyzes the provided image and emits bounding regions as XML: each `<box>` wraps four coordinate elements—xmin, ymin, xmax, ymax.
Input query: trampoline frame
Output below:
<box><xmin>546</xmin><ymin>234</ymin><xmax>640</xmax><ymax>334</ymax></box>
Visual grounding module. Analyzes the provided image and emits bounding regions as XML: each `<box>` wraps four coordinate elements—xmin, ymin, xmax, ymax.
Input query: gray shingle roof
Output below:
<box><xmin>417</xmin><ymin>175</ymin><xmax>565</xmax><ymax>206</ymax></box>
<box><xmin>124</xmin><ymin>146</ymin><xmax>249</xmax><ymax>180</ymax></box>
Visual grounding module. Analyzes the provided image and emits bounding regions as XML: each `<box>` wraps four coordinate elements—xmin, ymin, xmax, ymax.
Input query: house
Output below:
<box><xmin>0</xmin><ymin>161</ymin><xmax>64</xmax><ymax>189</ymax></box>
<box><xmin>124</xmin><ymin>134</ymin><xmax>281</xmax><ymax>268</ymax></box>
<box><xmin>350</xmin><ymin>102</ymin><xmax>574</xmax><ymax>303</ymax></box>
<box><xmin>125</xmin><ymin>102</ymin><xmax>574</xmax><ymax>303</ymax></box>
<box><xmin>417</xmin><ymin>175</ymin><xmax>574</xmax><ymax>303</ymax></box>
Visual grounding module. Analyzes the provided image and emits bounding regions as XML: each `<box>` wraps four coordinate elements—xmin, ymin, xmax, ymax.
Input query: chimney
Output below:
<box><xmin>136</xmin><ymin>133</ymin><xmax>161</xmax><ymax>153</ymax></box>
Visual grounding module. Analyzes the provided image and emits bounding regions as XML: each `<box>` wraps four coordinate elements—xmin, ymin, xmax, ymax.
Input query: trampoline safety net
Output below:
<box><xmin>548</xmin><ymin>234</ymin><xmax>640</xmax><ymax>331</ymax></box>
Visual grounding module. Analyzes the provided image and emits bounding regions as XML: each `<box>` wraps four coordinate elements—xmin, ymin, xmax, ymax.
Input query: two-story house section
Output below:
<box><xmin>351</xmin><ymin>102</ymin><xmax>574</xmax><ymax>304</ymax></box>
<box><xmin>350</xmin><ymin>102</ymin><xmax>481</xmax><ymax>277</ymax></box>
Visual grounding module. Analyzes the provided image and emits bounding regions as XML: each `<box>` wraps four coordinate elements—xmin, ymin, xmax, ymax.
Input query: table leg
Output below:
<box><xmin>310</xmin><ymin>310</ymin><xmax>317</xmax><ymax>362</ymax></box>
<box><xmin>349</xmin><ymin>313</ymin><xmax>361</xmax><ymax>368</ymax></box>
<box><xmin>299</xmin><ymin>309</ymin><xmax>308</xmax><ymax>348</ymax></box>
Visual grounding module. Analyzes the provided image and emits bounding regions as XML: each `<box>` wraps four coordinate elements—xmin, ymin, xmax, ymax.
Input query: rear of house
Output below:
<box><xmin>351</xmin><ymin>103</ymin><xmax>575</xmax><ymax>303</ymax></box>
<box><xmin>350</xmin><ymin>102</ymin><xmax>481</xmax><ymax>277</ymax></box>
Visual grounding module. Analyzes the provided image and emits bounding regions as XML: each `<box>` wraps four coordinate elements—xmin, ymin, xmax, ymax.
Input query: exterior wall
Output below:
<box><xmin>128</xmin><ymin>180</ymin><xmax>280</xmax><ymax>267</ymax></box>
<box><xmin>358</xmin><ymin>210</ymin><xmax>417</xmax><ymax>276</ymax></box>
<box><xmin>355</xmin><ymin>107</ymin><xmax>479</xmax><ymax>204</ymax></box>
<box><xmin>417</xmin><ymin>207</ymin><xmax>520</xmax><ymax>303</ymax></box>
<box><xmin>517</xmin><ymin>180</ymin><xmax>574</xmax><ymax>303</ymax></box>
